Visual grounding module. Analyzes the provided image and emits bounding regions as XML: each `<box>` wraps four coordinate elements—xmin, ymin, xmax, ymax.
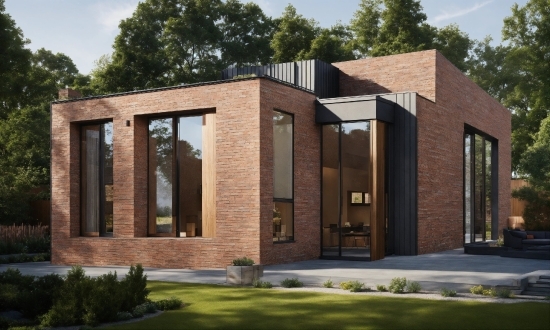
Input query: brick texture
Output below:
<box><xmin>334</xmin><ymin>50</ymin><xmax>511</xmax><ymax>254</ymax></box>
<box><xmin>51</xmin><ymin>79</ymin><xmax>320</xmax><ymax>269</ymax></box>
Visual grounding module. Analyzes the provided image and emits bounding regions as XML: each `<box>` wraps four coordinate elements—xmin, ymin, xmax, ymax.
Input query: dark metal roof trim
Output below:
<box><xmin>315</xmin><ymin>94</ymin><xmax>396</xmax><ymax>124</ymax></box>
<box><xmin>52</xmin><ymin>76</ymin><xmax>315</xmax><ymax>105</ymax></box>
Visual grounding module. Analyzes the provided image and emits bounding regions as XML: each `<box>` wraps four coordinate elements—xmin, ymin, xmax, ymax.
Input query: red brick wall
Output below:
<box><xmin>51</xmin><ymin>80</ymin><xmax>248</xmax><ymax>268</ymax></box>
<box><xmin>334</xmin><ymin>50</ymin><xmax>511</xmax><ymax>254</ymax></box>
<box><xmin>259</xmin><ymin>79</ymin><xmax>320</xmax><ymax>265</ymax></box>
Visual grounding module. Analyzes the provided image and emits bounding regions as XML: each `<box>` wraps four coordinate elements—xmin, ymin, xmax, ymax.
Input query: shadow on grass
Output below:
<box><xmin>106</xmin><ymin>282</ymin><xmax>550</xmax><ymax>330</ymax></box>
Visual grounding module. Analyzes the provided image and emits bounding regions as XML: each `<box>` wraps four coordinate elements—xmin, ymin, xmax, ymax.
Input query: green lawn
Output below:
<box><xmin>107</xmin><ymin>282</ymin><xmax>550</xmax><ymax>330</ymax></box>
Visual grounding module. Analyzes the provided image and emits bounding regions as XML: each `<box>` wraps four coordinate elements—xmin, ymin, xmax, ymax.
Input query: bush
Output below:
<box><xmin>0</xmin><ymin>268</ymin><xmax>35</xmax><ymax>288</ymax></box>
<box><xmin>155</xmin><ymin>297</ymin><xmax>182</xmax><ymax>311</ymax></box>
<box><xmin>232</xmin><ymin>257</ymin><xmax>254</xmax><ymax>266</ymax></box>
<box><xmin>440</xmin><ymin>288</ymin><xmax>457</xmax><ymax>297</ymax></box>
<box><xmin>470</xmin><ymin>285</ymin><xmax>484</xmax><ymax>295</ymax></box>
<box><xmin>339</xmin><ymin>281</ymin><xmax>365</xmax><ymax>292</ymax></box>
<box><xmin>482</xmin><ymin>288</ymin><xmax>496</xmax><ymax>297</ymax></box>
<box><xmin>376</xmin><ymin>284</ymin><xmax>387</xmax><ymax>292</ymax></box>
<box><xmin>132</xmin><ymin>303</ymin><xmax>147</xmax><ymax>318</ymax></box>
<box><xmin>0</xmin><ymin>283</ymin><xmax>19</xmax><ymax>310</ymax></box>
<box><xmin>116</xmin><ymin>311</ymin><xmax>133</xmax><ymax>321</ymax></box>
<box><xmin>83</xmin><ymin>272</ymin><xmax>123</xmax><ymax>326</ymax></box>
<box><xmin>388</xmin><ymin>277</ymin><xmax>407</xmax><ymax>294</ymax></box>
<box><xmin>252</xmin><ymin>279</ymin><xmax>273</xmax><ymax>289</ymax></box>
<box><xmin>120</xmin><ymin>264</ymin><xmax>149</xmax><ymax>313</ymax></box>
<box><xmin>18</xmin><ymin>273</ymin><xmax>64</xmax><ymax>319</ymax></box>
<box><xmin>323</xmin><ymin>279</ymin><xmax>334</xmax><ymax>288</ymax></box>
<box><xmin>495</xmin><ymin>288</ymin><xmax>514</xmax><ymax>298</ymax></box>
<box><xmin>406</xmin><ymin>281</ymin><xmax>422</xmax><ymax>293</ymax></box>
<box><xmin>281</xmin><ymin>278</ymin><xmax>303</xmax><ymax>288</ymax></box>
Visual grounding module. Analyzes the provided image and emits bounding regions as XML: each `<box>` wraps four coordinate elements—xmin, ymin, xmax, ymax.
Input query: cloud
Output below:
<box><xmin>91</xmin><ymin>1</ymin><xmax>140</xmax><ymax>33</ymax></box>
<box><xmin>432</xmin><ymin>0</ymin><xmax>494</xmax><ymax>23</ymax></box>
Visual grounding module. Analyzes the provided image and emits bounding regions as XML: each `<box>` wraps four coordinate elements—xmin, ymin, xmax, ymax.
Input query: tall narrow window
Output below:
<box><xmin>81</xmin><ymin>122</ymin><xmax>113</xmax><ymax>236</ymax></box>
<box><xmin>148</xmin><ymin>114</ymin><xmax>216</xmax><ymax>237</ymax></box>
<box><xmin>273</xmin><ymin>110</ymin><xmax>293</xmax><ymax>242</ymax></box>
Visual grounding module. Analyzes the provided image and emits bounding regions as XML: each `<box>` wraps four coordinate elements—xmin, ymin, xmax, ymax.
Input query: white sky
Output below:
<box><xmin>5</xmin><ymin>0</ymin><xmax>527</xmax><ymax>75</ymax></box>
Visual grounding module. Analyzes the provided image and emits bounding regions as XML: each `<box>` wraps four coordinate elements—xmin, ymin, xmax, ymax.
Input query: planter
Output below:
<box><xmin>226</xmin><ymin>265</ymin><xmax>264</xmax><ymax>285</ymax></box>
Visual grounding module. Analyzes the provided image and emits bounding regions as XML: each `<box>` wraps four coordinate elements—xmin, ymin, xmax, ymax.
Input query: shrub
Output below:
<box><xmin>83</xmin><ymin>272</ymin><xmax>123</xmax><ymax>325</ymax></box>
<box><xmin>323</xmin><ymin>279</ymin><xmax>334</xmax><ymax>288</ymax></box>
<box><xmin>482</xmin><ymin>288</ymin><xmax>496</xmax><ymax>297</ymax></box>
<box><xmin>388</xmin><ymin>277</ymin><xmax>407</xmax><ymax>294</ymax></box>
<box><xmin>440</xmin><ymin>288</ymin><xmax>457</xmax><ymax>297</ymax></box>
<box><xmin>0</xmin><ymin>268</ymin><xmax>35</xmax><ymax>288</ymax></box>
<box><xmin>281</xmin><ymin>278</ymin><xmax>303</xmax><ymax>288</ymax></box>
<box><xmin>495</xmin><ymin>288</ymin><xmax>514</xmax><ymax>298</ymax></box>
<box><xmin>470</xmin><ymin>285</ymin><xmax>484</xmax><ymax>295</ymax></box>
<box><xmin>0</xmin><ymin>283</ymin><xmax>19</xmax><ymax>310</ymax></box>
<box><xmin>376</xmin><ymin>284</ymin><xmax>387</xmax><ymax>292</ymax></box>
<box><xmin>406</xmin><ymin>281</ymin><xmax>422</xmax><ymax>293</ymax></box>
<box><xmin>120</xmin><ymin>264</ymin><xmax>149</xmax><ymax>313</ymax></box>
<box><xmin>132</xmin><ymin>303</ymin><xmax>147</xmax><ymax>318</ymax></box>
<box><xmin>252</xmin><ymin>279</ymin><xmax>273</xmax><ymax>289</ymax></box>
<box><xmin>139</xmin><ymin>301</ymin><xmax>158</xmax><ymax>314</ymax></box>
<box><xmin>232</xmin><ymin>257</ymin><xmax>254</xmax><ymax>266</ymax></box>
<box><xmin>116</xmin><ymin>311</ymin><xmax>133</xmax><ymax>321</ymax></box>
<box><xmin>19</xmin><ymin>273</ymin><xmax>64</xmax><ymax>319</ymax></box>
<box><xmin>339</xmin><ymin>281</ymin><xmax>365</xmax><ymax>292</ymax></box>
<box><xmin>155</xmin><ymin>297</ymin><xmax>183</xmax><ymax>311</ymax></box>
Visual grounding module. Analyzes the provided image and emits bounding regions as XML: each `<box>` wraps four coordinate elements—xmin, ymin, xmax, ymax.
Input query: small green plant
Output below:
<box><xmin>388</xmin><ymin>277</ymin><xmax>407</xmax><ymax>294</ymax></box>
<box><xmin>440</xmin><ymin>288</ymin><xmax>457</xmax><ymax>297</ymax></box>
<box><xmin>323</xmin><ymin>279</ymin><xmax>334</xmax><ymax>288</ymax></box>
<box><xmin>406</xmin><ymin>281</ymin><xmax>422</xmax><ymax>293</ymax></box>
<box><xmin>233</xmin><ymin>73</ymin><xmax>257</xmax><ymax>79</ymax></box>
<box><xmin>155</xmin><ymin>297</ymin><xmax>182</xmax><ymax>311</ymax></box>
<box><xmin>116</xmin><ymin>311</ymin><xmax>133</xmax><ymax>321</ymax></box>
<box><xmin>495</xmin><ymin>288</ymin><xmax>514</xmax><ymax>298</ymax></box>
<box><xmin>281</xmin><ymin>278</ymin><xmax>303</xmax><ymax>288</ymax></box>
<box><xmin>252</xmin><ymin>279</ymin><xmax>273</xmax><ymax>289</ymax></box>
<box><xmin>232</xmin><ymin>257</ymin><xmax>255</xmax><ymax>266</ymax></box>
<box><xmin>339</xmin><ymin>280</ymin><xmax>365</xmax><ymax>292</ymax></box>
<box><xmin>470</xmin><ymin>285</ymin><xmax>484</xmax><ymax>295</ymax></box>
<box><xmin>376</xmin><ymin>284</ymin><xmax>387</xmax><ymax>292</ymax></box>
<box><xmin>132</xmin><ymin>303</ymin><xmax>147</xmax><ymax>318</ymax></box>
<box><xmin>482</xmin><ymin>288</ymin><xmax>496</xmax><ymax>296</ymax></box>
<box><xmin>496</xmin><ymin>236</ymin><xmax>504</xmax><ymax>247</ymax></box>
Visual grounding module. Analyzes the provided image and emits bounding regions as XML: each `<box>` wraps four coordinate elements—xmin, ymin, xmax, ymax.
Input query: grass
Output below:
<box><xmin>105</xmin><ymin>282</ymin><xmax>550</xmax><ymax>330</ymax></box>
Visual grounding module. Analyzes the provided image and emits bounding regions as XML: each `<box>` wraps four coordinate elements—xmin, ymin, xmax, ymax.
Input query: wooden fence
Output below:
<box><xmin>509</xmin><ymin>179</ymin><xmax>528</xmax><ymax>229</ymax></box>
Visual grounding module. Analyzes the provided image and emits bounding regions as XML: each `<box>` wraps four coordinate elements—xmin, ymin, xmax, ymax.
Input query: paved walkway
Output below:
<box><xmin>2</xmin><ymin>249</ymin><xmax>549</xmax><ymax>292</ymax></box>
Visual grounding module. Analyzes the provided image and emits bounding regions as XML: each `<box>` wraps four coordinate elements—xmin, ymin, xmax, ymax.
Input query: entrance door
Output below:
<box><xmin>321</xmin><ymin>121</ymin><xmax>387</xmax><ymax>260</ymax></box>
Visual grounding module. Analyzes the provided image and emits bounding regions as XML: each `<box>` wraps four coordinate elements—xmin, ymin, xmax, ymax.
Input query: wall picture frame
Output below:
<box><xmin>350</xmin><ymin>191</ymin><xmax>363</xmax><ymax>205</ymax></box>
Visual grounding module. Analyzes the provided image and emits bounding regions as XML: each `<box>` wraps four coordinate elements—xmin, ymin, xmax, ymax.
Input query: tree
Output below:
<box><xmin>512</xmin><ymin>116</ymin><xmax>550</xmax><ymax>230</ymax></box>
<box><xmin>270</xmin><ymin>4</ymin><xmax>319</xmax><ymax>63</ymax></box>
<box><xmin>502</xmin><ymin>0</ymin><xmax>550</xmax><ymax>173</ymax></box>
<box><xmin>350</xmin><ymin>0</ymin><xmax>472</xmax><ymax>71</ymax></box>
<box><xmin>298</xmin><ymin>24</ymin><xmax>356</xmax><ymax>63</ymax></box>
<box><xmin>0</xmin><ymin>0</ymin><xmax>32</xmax><ymax>118</ymax></box>
<box><xmin>220</xmin><ymin>0</ymin><xmax>275</xmax><ymax>67</ymax></box>
<box><xmin>0</xmin><ymin>104</ymin><xmax>50</xmax><ymax>223</ymax></box>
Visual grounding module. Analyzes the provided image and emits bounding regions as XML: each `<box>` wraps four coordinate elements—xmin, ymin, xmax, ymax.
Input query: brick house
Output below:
<box><xmin>50</xmin><ymin>50</ymin><xmax>510</xmax><ymax>269</ymax></box>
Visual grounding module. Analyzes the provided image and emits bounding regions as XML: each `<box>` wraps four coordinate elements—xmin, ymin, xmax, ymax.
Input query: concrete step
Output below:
<box><xmin>540</xmin><ymin>275</ymin><xmax>550</xmax><ymax>280</ymax></box>
<box><xmin>521</xmin><ymin>290</ymin><xmax>550</xmax><ymax>297</ymax></box>
<box><xmin>535</xmin><ymin>279</ymin><xmax>550</xmax><ymax>284</ymax></box>
<box><xmin>532</xmin><ymin>282</ymin><xmax>550</xmax><ymax>287</ymax></box>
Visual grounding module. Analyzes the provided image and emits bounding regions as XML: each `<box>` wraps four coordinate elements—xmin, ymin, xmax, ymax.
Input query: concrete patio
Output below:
<box><xmin>2</xmin><ymin>249</ymin><xmax>549</xmax><ymax>292</ymax></box>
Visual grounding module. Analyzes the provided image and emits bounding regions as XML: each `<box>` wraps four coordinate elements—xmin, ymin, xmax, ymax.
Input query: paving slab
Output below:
<box><xmin>1</xmin><ymin>249</ymin><xmax>549</xmax><ymax>292</ymax></box>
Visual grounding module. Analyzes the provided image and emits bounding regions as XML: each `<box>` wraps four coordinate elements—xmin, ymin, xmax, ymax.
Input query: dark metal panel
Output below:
<box><xmin>315</xmin><ymin>98</ymin><xmax>394</xmax><ymax>123</ymax></box>
<box><xmin>491</xmin><ymin>140</ymin><xmax>499</xmax><ymax>240</ymax></box>
<box><xmin>379</xmin><ymin>92</ymin><xmax>418</xmax><ymax>256</ymax></box>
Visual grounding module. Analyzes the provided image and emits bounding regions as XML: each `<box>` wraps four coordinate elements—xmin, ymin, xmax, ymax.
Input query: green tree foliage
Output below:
<box><xmin>350</xmin><ymin>0</ymin><xmax>472</xmax><ymax>71</ymax></box>
<box><xmin>0</xmin><ymin>0</ymin><xmax>32</xmax><ymax>117</ymax></box>
<box><xmin>220</xmin><ymin>0</ymin><xmax>275</xmax><ymax>67</ymax></box>
<box><xmin>270</xmin><ymin>4</ymin><xmax>319</xmax><ymax>63</ymax></box>
<box><xmin>512</xmin><ymin>116</ymin><xmax>550</xmax><ymax>230</ymax></box>
<box><xmin>92</xmin><ymin>0</ymin><xmax>275</xmax><ymax>94</ymax></box>
<box><xmin>298</xmin><ymin>23</ymin><xmax>356</xmax><ymax>63</ymax></box>
<box><xmin>468</xmin><ymin>0</ymin><xmax>550</xmax><ymax>173</ymax></box>
<box><xmin>0</xmin><ymin>3</ymin><xmax>83</xmax><ymax>224</ymax></box>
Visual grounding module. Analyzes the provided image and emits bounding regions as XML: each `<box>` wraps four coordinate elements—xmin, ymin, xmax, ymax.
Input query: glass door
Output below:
<box><xmin>321</xmin><ymin>121</ymin><xmax>386</xmax><ymax>260</ymax></box>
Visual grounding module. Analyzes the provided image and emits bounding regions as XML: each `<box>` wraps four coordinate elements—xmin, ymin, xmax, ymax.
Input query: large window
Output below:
<box><xmin>273</xmin><ymin>110</ymin><xmax>293</xmax><ymax>242</ymax></box>
<box><xmin>81</xmin><ymin>122</ymin><xmax>113</xmax><ymax>236</ymax></box>
<box><xmin>464</xmin><ymin>130</ymin><xmax>497</xmax><ymax>243</ymax></box>
<box><xmin>148</xmin><ymin>114</ymin><xmax>216</xmax><ymax>237</ymax></box>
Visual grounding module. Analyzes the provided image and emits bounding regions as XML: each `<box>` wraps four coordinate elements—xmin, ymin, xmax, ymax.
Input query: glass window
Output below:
<box><xmin>148</xmin><ymin>114</ymin><xmax>216</xmax><ymax>237</ymax></box>
<box><xmin>148</xmin><ymin>118</ymin><xmax>174</xmax><ymax>235</ymax></box>
<box><xmin>81</xmin><ymin>122</ymin><xmax>113</xmax><ymax>236</ymax></box>
<box><xmin>273</xmin><ymin>110</ymin><xmax>293</xmax><ymax>242</ymax></box>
